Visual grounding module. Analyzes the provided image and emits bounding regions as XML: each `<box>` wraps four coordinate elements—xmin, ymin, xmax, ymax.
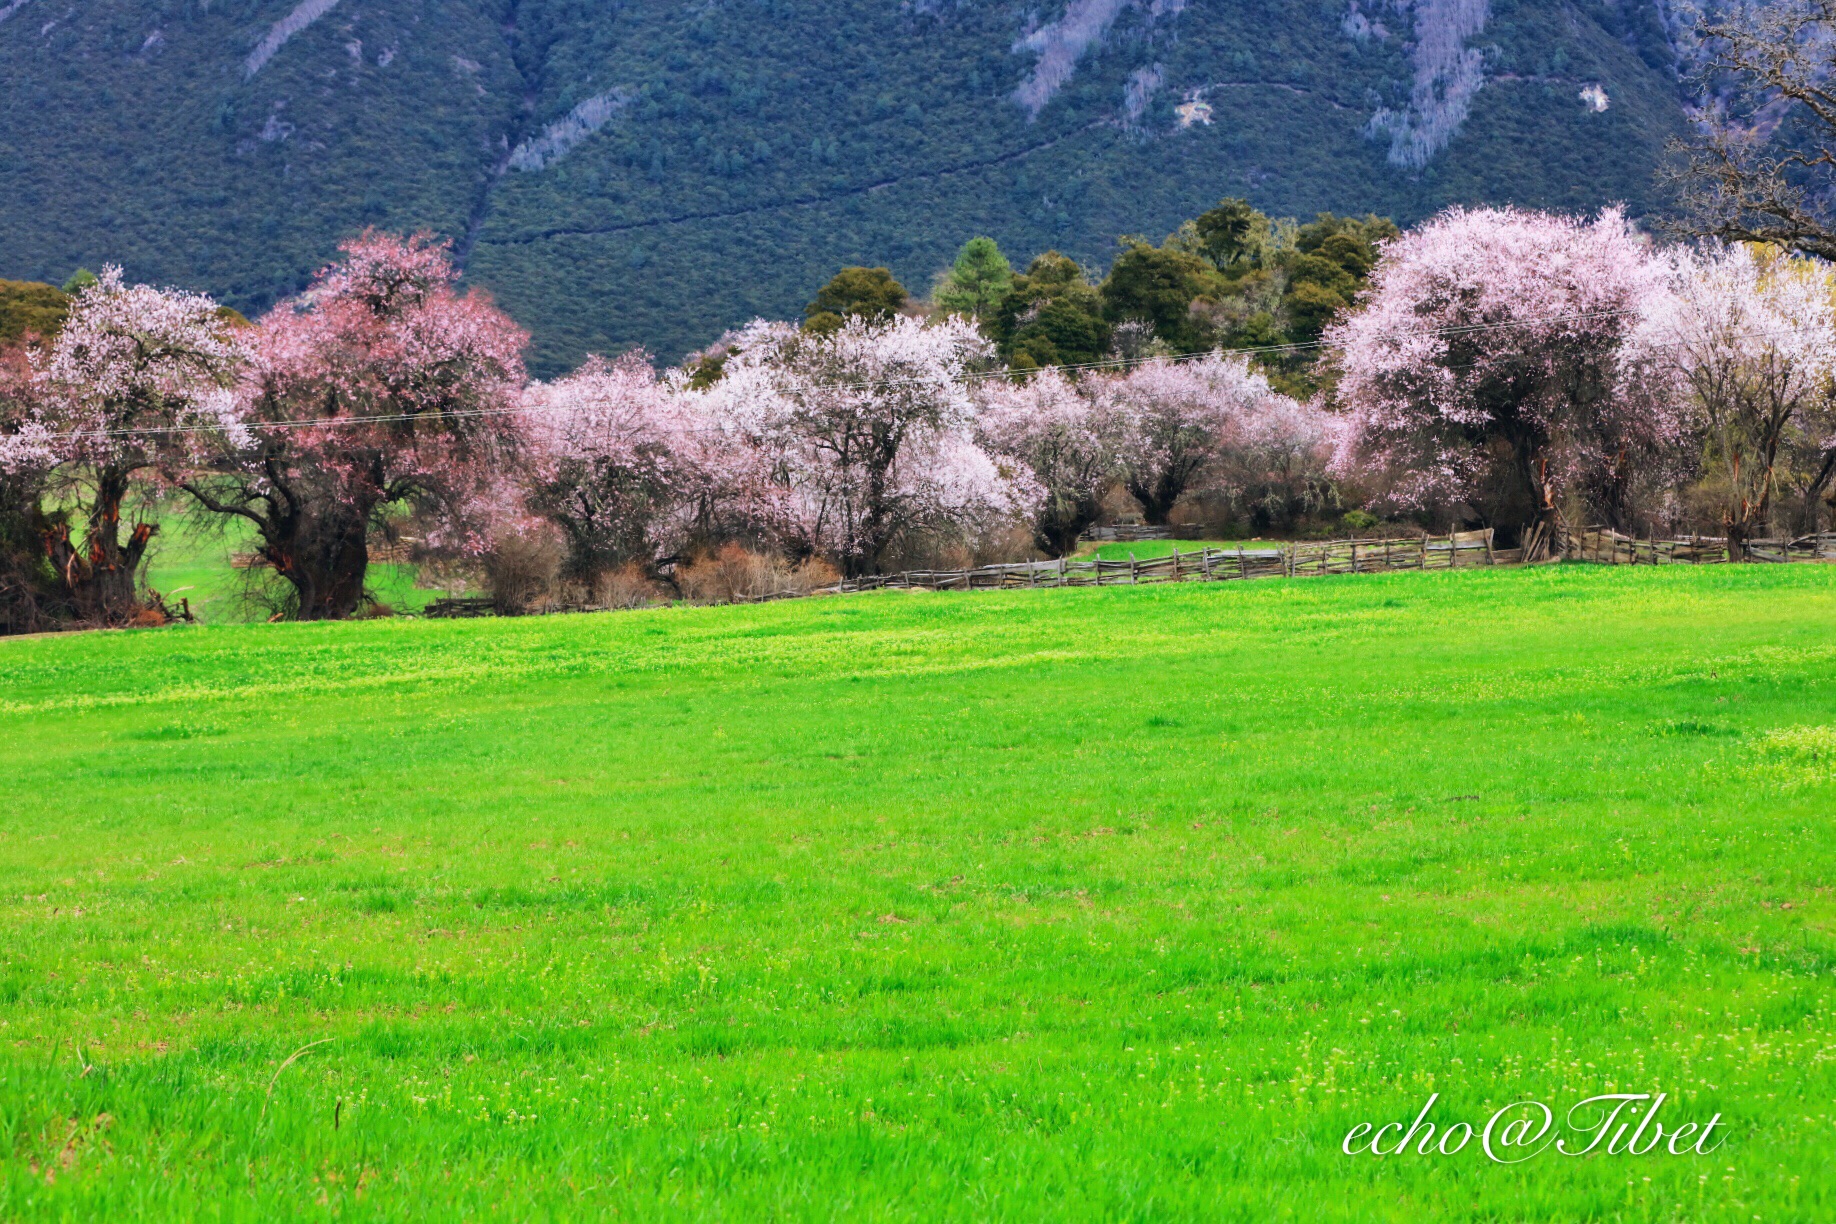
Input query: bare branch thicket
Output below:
<box><xmin>1669</xmin><ymin>0</ymin><xmax>1836</xmax><ymax>258</ymax></box>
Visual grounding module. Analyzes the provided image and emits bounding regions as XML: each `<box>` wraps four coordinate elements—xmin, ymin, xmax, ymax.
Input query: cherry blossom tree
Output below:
<box><xmin>0</xmin><ymin>268</ymin><xmax>244</xmax><ymax>623</ymax></box>
<box><xmin>523</xmin><ymin>351</ymin><xmax>778</xmax><ymax>582</ymax></box>
<box><xmin>1643</xmin><ymin>243</ymin><xmax>1836</xmax><ymax>548</ymax></box>
<box><xmin>975</xmin><ymin>368</ymin><xmax>1119</xmax><ymax>556</ymax></box>
<box><xmin>705</xmin><ymin>315</ymin><xmax>1032</xmax><ymax>575</ymax></box>
<box><xmin>178</xmin><ymin>232</ymin><xmax>527</xmax><ymax>620</ymax></box>
<box><xmin>1097</xmin><ymin>351</ymin><xmax>1313</xmax><ymax>525</ymax></box>
<box><xmin>0</xmin><ymin>343</ymin><xmax>60</xmax><ymax>633</ymax></box>
<box><xmin>1217</xmin><ymin>389</ymin><xmax>1341</xmax><ymax>531</ymax></box>
<box><xmin>1327</xmin><ymin>207</ymin><xmax>1685</xmax><ymax>543</ymax></box>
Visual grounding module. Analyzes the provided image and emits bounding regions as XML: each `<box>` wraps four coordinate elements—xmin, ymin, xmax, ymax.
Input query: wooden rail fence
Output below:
<box><xmin>826</xmin><ymin>530</ymin><xmax>1499</xmax><ymax>595</ymax></box>
<box><xmin>1079</xmin><ymin>525</ymin><xmax>1174</xmax><ymax>543</ymax></box>
<box><xmin>423</xmin><ymin>523</ymin><xmax>1836</xmax><ymax>616</ymax></box>
<box><xmin>1576</xmin><ymin>528</ymin><xmax>1836</xmax><ymax>565</ymax></box>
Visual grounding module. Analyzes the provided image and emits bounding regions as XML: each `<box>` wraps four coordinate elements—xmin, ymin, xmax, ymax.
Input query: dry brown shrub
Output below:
<box><xmin>483</xmin><ymin>528</ymin><xmax>565</xmax><ymax>616</ymax></box>
<box><xmin>592</xmin><ymin>564</ymin><xmax>663</xmax><ymax>610</ymax></box>
<box><xmin>676</xmin><ymin>544</ymin><xmax>837</xmax><ymax>605</ymax></box>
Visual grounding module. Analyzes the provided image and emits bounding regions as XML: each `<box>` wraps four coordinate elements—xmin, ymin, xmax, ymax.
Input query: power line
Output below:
<box><xmin>10</xmin><ymin>305</ymin><xmax>1812</xmax><ymax>445</ymax></box>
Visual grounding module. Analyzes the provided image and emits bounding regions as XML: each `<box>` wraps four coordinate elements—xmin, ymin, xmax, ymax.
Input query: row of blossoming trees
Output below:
<box><xmin>2</xmin><ymin>206</ymin><xmax>1834</xmax><ymax>631</ymax></box>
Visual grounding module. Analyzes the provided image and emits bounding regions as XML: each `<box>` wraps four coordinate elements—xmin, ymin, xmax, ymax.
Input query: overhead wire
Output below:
<box><xmin>11</xmin><ymin>304</ymin><xmax>1814</xmax><ymax>445</ymax></box>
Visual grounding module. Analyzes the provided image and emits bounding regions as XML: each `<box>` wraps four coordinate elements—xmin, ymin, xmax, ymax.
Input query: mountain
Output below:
<box><xmin>0</xmin><ymin>0</ymin><xmax>1691</xmax><ymax>373</ymax></box>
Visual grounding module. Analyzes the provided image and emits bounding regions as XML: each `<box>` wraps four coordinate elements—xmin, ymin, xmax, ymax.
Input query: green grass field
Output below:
<box><xmin>1</xmin><ymin>565</ymin><xmax>1831</xmax><ymax>1219</ymax></box>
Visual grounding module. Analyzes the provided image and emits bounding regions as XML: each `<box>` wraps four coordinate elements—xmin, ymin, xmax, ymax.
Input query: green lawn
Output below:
<box><xmin>1083</xmin><ymin>539</ymin><xmax>1271</xmax><ymax>561</ymax></box>
<box><xmin>1</xmin><ymin>565</ymin><xmax>1831</xmax><ymax>1219</ymax></box>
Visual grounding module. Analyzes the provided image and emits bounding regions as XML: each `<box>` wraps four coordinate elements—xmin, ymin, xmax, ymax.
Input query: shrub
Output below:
<box><xmin>676</xmin><ymin>544</ymin><xmax>838</xmax><ymax>604</ymax></box>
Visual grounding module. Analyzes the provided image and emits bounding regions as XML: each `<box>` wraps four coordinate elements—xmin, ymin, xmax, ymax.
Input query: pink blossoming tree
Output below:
<box><xmin>975</xmin><ymin>368</ymin><xmax>1120</xmax><ymax>556</ymax></box>
<box><xmin>704</xmin><ymin>315</ymin><xmax>1032</xmax><ymax>575</ymax></box>
<box><xmin>1097</xmin><ymin>351</ymin><xmax>1323</xmax><ymax>526</ymax></box>
<box><xmin>1642</xmin><ymin>243</ymin><xmax>1836</xmax><ymax>549</ymax></box>
<box><xmin>0</xmin><ymin>268</ymin><xmax>244</xmax><ymax>623</ymax></box>
<box><xmin>178</xmin><ymin>232</ymin><xmax>528</xmax><ymax>619</ymax></box>
<box><xmin>524</xmin><ymin>351</ymin><xmax>780</xmax><ymax>582</ymax></box>
<box><xmin>1327</xmin><ymin>207</ymin><xmax>1685</xmax><ymax>543</ymax></box>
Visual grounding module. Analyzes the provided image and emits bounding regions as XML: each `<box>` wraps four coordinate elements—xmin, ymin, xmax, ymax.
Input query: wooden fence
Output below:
<box><xmin>425</xmin><ymin>522</ymin><xmax>1836</xmax><ymax>618</ymax></box>
<box><xmin>1575</xmin><ymin>528</ymin><xmax>1836</xmax><ymax>565</ymax></box>
<box><xmin>826</xmin><ymin>530</ymin><xmax>1499</xmax><ymax>595</ymax></box>
<box><xmin>1079</xmin><ymin>525</ymin><xmax>1174</xmax><ymax>543</ymax></box>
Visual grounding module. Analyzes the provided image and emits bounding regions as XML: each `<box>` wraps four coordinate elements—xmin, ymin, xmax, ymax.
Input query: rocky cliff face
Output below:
<box><xmin>0</xmin><ymin>0</ymin><xmax>1691</xmax><ymax>370</ymax></box>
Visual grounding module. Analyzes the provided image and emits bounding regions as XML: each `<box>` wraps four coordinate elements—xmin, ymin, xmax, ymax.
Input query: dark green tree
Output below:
<box><xmin>988</xmin><ymin>252</ymin><xmax>1110</xmax><ymax>370</ymax></box>
<box><xmin>804</xmin><ymin>266</ymin><xmax>909</xmax><ymax>333</ymax></box>
<box><xmin>1099</xmin><ymin>240</ymin><xmax>1217</xmax><ymax>354</ymax></box>
<box><xmin>933</xmin><ymin>237</ymin><xmax>1014</xmax><ymax>319</ymax></box>
<box><xmin>1278</xmin><ymin>214</ymin><xmax>1397</xmax><ymax>343</ymax></box>
<box><xmin>1193</xmin><ymin>198</ymin><xmax>1262</xmax><ymax>274</ymax></box>
<box><xmin>0</xmin><ymin>280</ymin><xmax>70</xmax><ymax>347</ymax></box>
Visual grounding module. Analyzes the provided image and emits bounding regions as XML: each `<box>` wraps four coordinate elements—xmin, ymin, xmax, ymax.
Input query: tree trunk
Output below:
<box><xmin>1524</xmin><ymin>456</ymin><xmax>1570</xmax><ymax>561</ymax></box>
<box><xmin>43</xmin><ymin>468</ymin><xmax>157</xmax><ymax>625</ymax></box>
<box><xmin>1035</xmin><ymin>492</ymin><xmax>1101</xmax><ymax>558</ymax></box>
<box><xmin>1725</xmin><ymin>518</ymin><xmax>1752</xmax><ymax>562</ymax></box>
<box><xmin>266</xmin><ymin>514</ymin><xmax>371</xmax><ymax>620</ymax></box>
<box><xmin>1128</xmin><ymin>475</ymin><xmax>1178</xmax><ymax>526</ymax></box>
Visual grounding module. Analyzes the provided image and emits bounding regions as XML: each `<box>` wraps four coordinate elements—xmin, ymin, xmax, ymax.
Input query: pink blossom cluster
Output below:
<box><xmin>1094</xmin><ymin>351</ymin><xmax>1330</xmax><ymax>523</ymax></box>
<box><xmin>522</xmin><ymin>352</ymin><xmax>776</xmax><ymax>569</ymax></box>
<box><xmin>0</xmin><ymin>266</ymin><xmax>245</xmax><ymax>478</ymax></box>
<box><xmin>681</xmin><ymin>314</ymin><xmax>1037</xmax><ymax>573</ymax></box>
<box><xmin>11</xmin><ymin>210</ymin><xmax>1836</xmax><ymax>622</ymax></box>
<box><xmin>229</xmin><ymin>231</ymin><xmax>530</xmax><ymax>558</ymax></box>
<box><xmin>973</xmin><ymin>352</ymin><xmax>1331</xmax><ymax>542</ymax></box>
<box><xmin>1328</xmin><ymin>206</ymin><xmax>1687</xmax><ymax>522</ymax></box>
<box><xmin>1640</xmin><ymin>243</ymin><xmax>1836</xmax><ymax>443</ymax></box>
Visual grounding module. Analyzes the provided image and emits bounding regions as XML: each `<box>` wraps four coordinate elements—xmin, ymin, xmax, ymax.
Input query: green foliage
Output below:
<box><xmin>0</xmin><ymin>279</ymin><xmax>69</xmax><ymax>346</ymax></box>
<box><xmin>1342</xmin><ymin>508</ymin><xmax>1380</xmax><ymax>532</ymax></box>
<box><xmin>1191</xmin><ymin>197</ymin><xmax>1267</xmax><ymax>274</ymax></box>
<box><xmin>933</xmin><ymin>236</ymin><xmax>1013</xmax><ymax>318</ymax></box>
<box><xmin>1098</xmin><ymin>239</ymin><xmax>1215</xmax><ymax>352</ymax></box>
<box><xmin>59</xmin><ymin>269</ymin><xmax>98</xmax><ymax>296</ymax></box>
<box><xmin>1056</xmin><ymin>199</ymin><xmax>1401</xmax><ymax>388</ymax></box>
<box><xmin>804</xmin><ymin>265</ymin><xmax>908</xmax><ymax>329</ymax></box>
<box><xmin>683</xmin><ymin>349</ymin><xmax>729</xmax><ymax>389</ymax></box>
<box><xmin>988</xmin><ymin>251</ymin><xmax>1111</xmax><ymax>370</ymax></box>
<box><xmin>0</xmin><ymin>566</ymin><xmax>1833</xmax><ymax>1215</ymax></box>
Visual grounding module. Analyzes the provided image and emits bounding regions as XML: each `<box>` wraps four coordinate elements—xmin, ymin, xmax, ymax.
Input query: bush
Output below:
<box><xmin>676</xmin><ymin>544</ymin><xmax>838</xmax><ymax>604</ymax></box>
<box><xmin>483</xmin><ymin>528</ymin><xmax>565</xmax><ymax>616</ymax></box>
<box><xmin>592</xmin><ymin>564</ymin><xmax>664</xmax><ymax>610</ymax></box>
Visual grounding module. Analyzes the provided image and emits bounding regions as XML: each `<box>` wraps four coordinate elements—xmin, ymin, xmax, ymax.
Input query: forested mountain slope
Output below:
<box><xmin>0</xmin><ymin>0</ymin><xmax>1689</xmax><ymax>371</ymax></box>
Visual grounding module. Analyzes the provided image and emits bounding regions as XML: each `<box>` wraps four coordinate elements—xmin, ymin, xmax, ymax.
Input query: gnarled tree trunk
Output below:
<box><xmin>42</xmin><ymin>468</ymin><xmax>158</xmax><ymax>625</ymax></box>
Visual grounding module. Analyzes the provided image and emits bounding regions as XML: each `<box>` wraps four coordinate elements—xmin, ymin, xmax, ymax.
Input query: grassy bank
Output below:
<box><xmin>0</xmin><ymin>564</ymin><xmax>1830</xmax><ymax>1219</ymax></box>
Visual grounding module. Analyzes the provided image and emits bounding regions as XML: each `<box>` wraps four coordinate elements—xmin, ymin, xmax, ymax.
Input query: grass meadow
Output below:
<box><xmin>1</xmin><ymin>564</ymin><xmax>1832</xmax><ymax>1219</ymax></box>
